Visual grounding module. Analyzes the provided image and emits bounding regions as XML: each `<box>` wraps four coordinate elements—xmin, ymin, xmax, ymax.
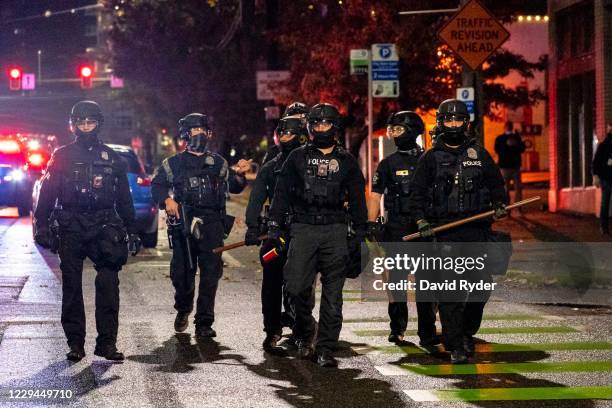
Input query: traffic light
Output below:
<box><xmin>8</xmin><ymin>67</ymin><xmax>22</xmax><ymax>91</ymax></box>
<box><xmin>79</xmin><ymin>65</ymin><xmax>93</xmax><ymax>89</ymax></box>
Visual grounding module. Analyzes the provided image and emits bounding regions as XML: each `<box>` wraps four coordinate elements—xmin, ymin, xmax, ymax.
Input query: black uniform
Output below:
<box><xmin>34</xmin><ymin>139</ymin><xmax>136</xmax><ymax>353</ymax></box>
<box><xmin>409</xmin><ymin>139</ymin><xmax>506</xmax><ymax>351</ymax></box>
<box><xmin>152</xmin><ymin>151</ymin><xmax>246</xmax><ymax>328</ymax></box>
<box><xmin>372</xmin><ymin>148</ymin><xmax>437</xmax><ymax>341</ymax></box>
<box><xmin>245</xmin><ymin>151</ymin><xmax>295</xmax><ymax>336</ymax></box>
<box><xmin>269</xmin><ymin>144</ymin><xmax>367</xmax><ymax>352</ymax></box>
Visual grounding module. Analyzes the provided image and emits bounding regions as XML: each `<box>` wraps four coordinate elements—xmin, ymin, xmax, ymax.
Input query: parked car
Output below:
<box><xmin>0</xmin><ymin>135</ymin><xmax>34</xmax><ymax>216</ymax></box>
<box><xmin>32</xmin><ymin>144</ymin><xmax>159</xmax><ymax>248</ymax></box>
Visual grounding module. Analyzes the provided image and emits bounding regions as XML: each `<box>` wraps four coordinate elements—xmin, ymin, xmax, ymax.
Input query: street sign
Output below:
<box><xmin>256</xmin><ymin>71</ymin><xmax>291</xmax><ymax>101</ymax></box>
<box><xmin>456</xmin><ymin>86</ymin><xmax>475</xmax><ymax>121</ymax></box>
<box><xmin>437</xmin><ymin>0</ymin><xmax>510</xmax><ymax>70</ymax></box>
<box><xmin>110</xmin><ymin>75</ymin><xmax>124</xmax><ymax>88</ymax></box>
<box><xmin>21</xmin><ymin>73</ymin><xmax>35</xmax><ymax>90</ymax></box>
<box><xmin>350</xmin><ymin>49</ymin><xmax>369</xmax><ymax>75</ymax></box>
<box><xmin>371</xmin><ymin>43</ymin><xmax>399</xmax><ymax>98</ymax></box>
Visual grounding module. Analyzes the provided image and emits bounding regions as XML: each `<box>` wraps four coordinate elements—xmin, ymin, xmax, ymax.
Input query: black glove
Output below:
<box><xmin>34</xmin><ymin>227</ymin><xmax>53</xmax><ymax>250</ymax></box>
<box><xmin>264</xmin><ymin>222</ymin><xmax>284</xmax><ymax>252</ymax></box>
<box><xmin>417</xmin><ymin>219</ymin><xmax>434</xmax><ymax>238</ymax></box>
<box><xmin>493</xmin><ymin>202</ymin><xmax>508</xmax><ymax>220</ymax></box>
<box><xmin>366</xmin><ymin>221</ymin><xmax>383</xmax><ymax>242</ymax></box>
<box><xmin>128</xmin><ymin>233</ymin><xmax>142</xmax><ymax>256</ymax></box>
<box><xmin>244</xmin><ymin>227</ymin><xmax>262</xmax><ymax>246</ymax></box>
<box><xmin>346</xmin><ymin>230</ymin><xmax>367</xmax><ymax>279</ymax></box>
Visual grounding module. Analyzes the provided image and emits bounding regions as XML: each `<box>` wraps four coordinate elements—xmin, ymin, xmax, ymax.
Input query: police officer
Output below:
<box><xmin>262</xmin><ymin>102</ymin><xmax>309</xmax><ymax>165</ymax></box>
<box><xmin>34</xmin><ymin>100</ymin><xmax>140</xmax><ymax>361</ymax></box>
<box><xmin>408</xmin><ymin>99</ymin><xmax>507</xmax><ymax>364</ymax></box>
<box><xmin>152</xmin><ymin>113</ymin><xmax>250</xmax><ymax>338</ymax></box>
<box><xmin>367</xmin><ymin>111</ymin><xmax>438</xmax><ymax>347</ymax></box>
<box><xmin>268</xmin><ymin>103</ymin><xmax>367</xmax><ymax>367</ymax></box>
<box><xmin>244</xmin><ymin>115</ymin><xmax>308</xmax><ymax>353</ymax></box>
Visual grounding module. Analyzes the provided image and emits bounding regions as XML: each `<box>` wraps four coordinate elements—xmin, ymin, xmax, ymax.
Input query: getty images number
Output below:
<box><xmin>9</xmin><ymin>389</ymin><xmax>74</xmax><ymax>399</ymax></box>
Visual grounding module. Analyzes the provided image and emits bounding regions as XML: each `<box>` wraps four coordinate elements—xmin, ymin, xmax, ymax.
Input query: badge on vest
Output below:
<box><xmin>395</xmin><ymin>170</ymin><xmax>410</xmax><ymax>176</ymax></box>
<box><xmin>93</xmin><ymin>175</ymin><xmax>104</xmax><ymax>188</ymax></box>
<box><xmin>328</xmin><ymin>159</ymin><xmax>339</xmax><ymax>173</ymax></box>
<box><xmin>607</xmin><ymin>158</ymin><xmax>612</xmax><ymax>166</ymax></box>
<box><xmin>205</xmin><ymin>155</ymin><xmax>215</xmax><ymax>166</ymax></box>
<box><xmin>467</xmin><ymin>148</ymin><xmax>478</xmax><ymax>159</ymax></box>
<box><xmin>101</xmin><ymin>151</ymin><xmax>109</xmax><ymax>161</ymax></box>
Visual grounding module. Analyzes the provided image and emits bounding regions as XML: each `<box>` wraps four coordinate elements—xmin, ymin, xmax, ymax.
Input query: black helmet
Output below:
<box><xmin>178</xmin><ymin>113</ymin><xmax>210</xmax><ymax>141</ymax></box>
<box><xmin>387</xmin><ymin>111</ymin><xmax>424</xmax><ymax>136</ymax></box>
<box><xmin>276</xmin><ymin>116</ymin><xmax>307</xmax><ymax>154</ymax></box>
<box><xmin>307</xmin><ymin>103</ymin><xmax>341</xmax><ymax>148</ymax></box>
<box><xmin>283</xmin><ymin>102</ymin><xmax>309</xmax><ymax>118</ymax></box>
<box><xmin>69</xmin><ymin>100</ymin><xmax>104</xmax><ymax>135</ymax></box>
<box><xmin>436</xmin><ymin>99</ymin><xmax>469</xmax><ymax>135</ymax></box>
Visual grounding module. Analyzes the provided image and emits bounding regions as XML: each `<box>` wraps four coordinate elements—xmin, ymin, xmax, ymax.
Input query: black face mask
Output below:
<box><xmin>74</xmin><ymin>129</ymin><xmax>99</xmax><ymax>148</ymax></box>
<box><xmin>440</xmin><ymin>130</ymin><xmax>466</xmax><ymax>146</ymax></box>
<box><xmin>280</xmin><ymin>136</ymin><xmax>301</xmax><ymax>155</ymax></box>
<box><xmin>187</xmin><ymin>134</ymin><xmax>208</xmax><ymax>153</ymax></box>
<box><xmin>393</xmin><ymin>129</ymin><xmax>418</xmax><ymax>151</ymax></box>
<box><xmin>311</xmin><ymin>133</ymin><xmax>336</xmax><ymax>148</ymax></box>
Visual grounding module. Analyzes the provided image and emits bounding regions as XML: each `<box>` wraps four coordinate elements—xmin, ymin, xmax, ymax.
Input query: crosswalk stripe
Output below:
<box><xmin>354</xmin><ymin>341</ymin><xmax>612</xmax><ymax>355</ymax></box>
<box><xmin>379</xmin><ymin>361</ymin><xmax>612</xmax><ymax>376</ymax></box>
<box><xmin>404</xmin><ymin>386</ymin><xmax>612</xmax><ymax>401</ymax></box>
<box><xmin>353</xmin><ymin>326</ymin><xmax>579</xmax><ymax>337</ymax></box>
<box><xmin>344</xmin><ymin>314</ymin><xmax>543</xmax><ymax>323</ymax></box>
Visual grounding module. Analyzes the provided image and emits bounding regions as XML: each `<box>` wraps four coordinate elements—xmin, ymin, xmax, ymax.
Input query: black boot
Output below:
<box><xmin>263</xmin><ymin>333</ymin><xmax>287</xmax><ymax>355</ymax></box>
<box><xmin>279</xmin><ymin>334</ymin><xmax>298</xmax><ymax>349</ymax></box>
<box><xmin>94</xmin><ymin>346</ymin><xmax>125</xmax><ymax>361</ymax></box>
<box><xmin>195</xmin><ymin>325</ymin><xmax>217</xmax><ymax>338</ymax></box>
<box><xmin>296</xmin><ymin>339</ymin><xmax>314</xmax><ymax>360</ymax></box>
<box><xmin>463</xmin><ymin>335</ymin><xmax>475</xmax><ymax>357</ymax></box>
<box><xmin>66</xmin><ymin>345</ymin><xmax>85</xmax><ymax>361</ymax></box>
<box><xmin>174</xmin><ymin>312</ymin><xmax>190</xmax><ymax>333</ymax></box>
<box><xmin>313</xmin><ymin>350</ymin><xmax>338</xmax><ymax>368</ymax></box>
<box><xmin>388</xmin><ymin>332</ymin><xmax>410</xmax><ymax>345</ymax></box>
<box><xmin>450</xmin><ymin>349</ymin><xmax>468</xmax><ymax>364</ymax></box>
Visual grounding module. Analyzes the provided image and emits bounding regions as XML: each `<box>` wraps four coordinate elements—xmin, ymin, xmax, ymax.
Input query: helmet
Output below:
<box><xmin>283</xmin><ymin>102</ymin><xmax>309</xmax><ymax>118</ymax></box>
<box><xmin>276</xmin><ymin>116</ymin><xmax>308</xmax><ymax>154</ymax></box>
<box><xmin>178</xmin><ymin>113</ymin><xmax>211</xmax><ymax>153</ymax></box>
<box><xmin>387</xmin><ymin>111</ymin><xmax>424</xmax><ymax>151</ymax></box>
<box><xmin>436</xmin><ymin>99</ymin><xmax>469</xmax><ymax>134</ymax></box>
<box><xmin>178</xmin><ymin>113</ymin><xmax>210</xmax><ymax>141</ymax></box>
<box><xmin>69</xmin><ymin>100</ymin><xmax>104</xmax><ymax>136</ymax></box>
<box><xmin>307</xmin><ymin>103</ymin><xmax>341</xmax><ymax>148</ymax></box>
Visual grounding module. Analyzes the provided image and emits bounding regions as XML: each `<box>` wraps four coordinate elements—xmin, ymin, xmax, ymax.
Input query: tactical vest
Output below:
<box><xmin>384</xmin><ymin>150</ymin><xmax>422</xmax><ymax>216</ymax></box>
<box><xmin>429</xmin><ymin>146</ymin><xmax>491</xmax><ymax>219</ymax></box>
<box><xmin>166</xmin><ymin>153</ymin><xmax>227</xmax><ymax>210</ymax></box>
<box><xmin>300</xmin><ymin>150</ymin><xmax>346</xmax><ymax>209</ymax></box>
<box><xmin>60</xmin><ymin>151</ymin><xmax>119</xmax><ymax>211</ymax></box>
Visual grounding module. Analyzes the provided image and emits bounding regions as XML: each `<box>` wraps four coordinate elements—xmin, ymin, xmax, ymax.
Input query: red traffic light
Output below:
<box><xmin>80</xmin><ymin>66</ymin><xmax>93</xmax><ymax>78</ymax></box>
<box><xmin>9</xmin><ymin>68</ymin><xmax>22</xmax><ymax>79</ymax></box>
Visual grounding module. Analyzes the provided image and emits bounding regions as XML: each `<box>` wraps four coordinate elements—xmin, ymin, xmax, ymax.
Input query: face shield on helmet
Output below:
<box><xmin>69</xmin><ymin>100</ymin><xmax>104</xmax><ymax>145</ymax></box>
<box><xmin>306</xmin><ymin>103</ymin><xmax>340</xmax><ymax>149</ymax></box>
<box><xmin>178</xmin><ymin>113</ymin><xmax>211</xmax><ymax>153</ymax></box>
<box><xmin>276</xmin><ymin>116</ymin><xmax>307</xmax><ymax>154</ymax></box>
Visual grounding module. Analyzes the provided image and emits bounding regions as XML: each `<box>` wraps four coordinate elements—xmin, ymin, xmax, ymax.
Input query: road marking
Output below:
<box><xmin>344</xmin><ymin>314</ymin><xmax>543</xmax><ymax>323</ymax></box>
<box><xmin>404</xmin><ymin>386</ymin><xmax>612</xmax><ymax>401</ymax></box>
<box><xmin>378</xmin><ymin>361</ymin><xmax>612</xmax><ymax>376</ymax></box>
<box><xmin>353</xmin><ymin>326</ymin><xmax>579</xmax><ymax>337</ymax></box>
<box><xmin>354</xmin><ymin>341</ymin><xmax>612</xmax><ymax>355</ymax></box>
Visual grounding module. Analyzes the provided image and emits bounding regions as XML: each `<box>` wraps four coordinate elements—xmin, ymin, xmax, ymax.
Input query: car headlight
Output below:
<box><xmin>4</xmin><ymin>169</ymin><xmax>25</xmax><ymax>182</ymax></box>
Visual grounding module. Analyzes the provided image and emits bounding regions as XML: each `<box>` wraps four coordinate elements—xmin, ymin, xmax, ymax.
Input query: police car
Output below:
<box><xmin>0</xmin><ymin>135</ymin><xmax>34</xmax><ymax>217</ymax></box>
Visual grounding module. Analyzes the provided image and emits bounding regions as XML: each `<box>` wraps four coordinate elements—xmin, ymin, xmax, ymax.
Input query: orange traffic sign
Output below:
<box><xmin>437</xmin><ymin>0</ymin><xmax>510</xmax><ymax>70</ymax></box>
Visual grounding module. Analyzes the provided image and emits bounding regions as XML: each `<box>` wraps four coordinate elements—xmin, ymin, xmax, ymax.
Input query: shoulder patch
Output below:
<box><xmin>162</xmin><ymin>158</ymin><xmax>174</xmax><ymax>184</ymax></box>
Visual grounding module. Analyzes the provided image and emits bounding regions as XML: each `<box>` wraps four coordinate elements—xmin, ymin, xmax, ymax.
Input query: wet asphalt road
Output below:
<box><xmin>0</xmin><ymin>201</ymin><xmax>611</xmax><ymax>407</ymax></box>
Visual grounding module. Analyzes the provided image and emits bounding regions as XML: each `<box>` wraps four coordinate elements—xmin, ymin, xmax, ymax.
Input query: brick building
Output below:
<box><xmin>548</xmin><ymin>0</ymin><xmax>612</xmax><ymax>214</ymax></box>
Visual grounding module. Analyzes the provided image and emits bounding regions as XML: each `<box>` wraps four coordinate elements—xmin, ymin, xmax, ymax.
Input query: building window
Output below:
<box><xmin>555</xmin><ymin>1</ymin><xmax>594</xmax><ymax>61</ymax></box>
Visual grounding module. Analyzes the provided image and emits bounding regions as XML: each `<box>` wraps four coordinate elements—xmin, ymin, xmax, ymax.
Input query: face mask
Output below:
<box><xmin>440</xmin><ymin>130</ymin><xmax>466</xmax><ymax>146</ymax></box>
<box><xmin>280</xmin><ymin>136</ymin><xmax>301</xmax><ymax>155</ymax></box>
<box><xmin>187</xmin><ymin>134</ymin><xmax>208</xmax><ymax>153</ymax></box>
<box><xmin>311</xmin><ymin>133</ymin><xmax>335</xmax><ymax>148</ymax></box>
<box><xmin>74</xmin><ymin>129</ymin><xmax>99</xmax><ymax>148</ymax></box>
<box><xmin>393</xmin><ymin>129</ymin><xmax>418</xmax><ymax>151</ymax></box>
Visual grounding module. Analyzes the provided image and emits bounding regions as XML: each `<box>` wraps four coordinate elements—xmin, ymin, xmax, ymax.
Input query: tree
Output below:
<box><xmin>270</xmin><ymin>0</ymin><xmax>546</xmax><ymax>156</ymax></box>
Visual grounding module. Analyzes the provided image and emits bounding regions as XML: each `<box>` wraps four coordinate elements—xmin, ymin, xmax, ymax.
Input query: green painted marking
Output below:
<box><xmin>400</xmin><ymin>360</ymin><xmax>612</xmax><ymax>375</ymax></box>
<box><xmin>345</xmin><ymin>314</ymin><xmax>542</xmax><ymax>323</ymax></box>
<box><xmin>423</xmin><ymin>386</ymin><xmax>612</xmax><ymax>401</ymax></box>
<box><xmin>353</xmin><ymin>326</ymin><xmax>579</xmax><ymax>337</ymax></box>
<box><xmin>367</xmin><ymin>341</ymin><xmax>612</xmax><ymax>355</ymax></box>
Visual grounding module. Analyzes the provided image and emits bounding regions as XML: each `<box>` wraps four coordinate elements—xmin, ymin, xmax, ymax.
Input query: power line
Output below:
<box><xmin>4</xmin><ymin>4</ymin><xmax>102</xmax><ymax>24</ymax></box>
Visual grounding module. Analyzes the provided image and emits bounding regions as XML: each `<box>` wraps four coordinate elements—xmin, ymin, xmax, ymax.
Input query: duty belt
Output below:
<box><xmin>292</xmin><ymin>213</ymin><xmax>347</xmax><ymax>225</ymax></box>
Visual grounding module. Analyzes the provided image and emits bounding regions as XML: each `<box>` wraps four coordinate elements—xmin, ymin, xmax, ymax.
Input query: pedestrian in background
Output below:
<box><xmin>593</xmin><ymin>122</ymin><xmax>612</xmax><ymax>235</ymax></box>
<box><xmin>494</xmin><ymin>121</ymin><xmax>525</xmax><ymax>207</ymax></box>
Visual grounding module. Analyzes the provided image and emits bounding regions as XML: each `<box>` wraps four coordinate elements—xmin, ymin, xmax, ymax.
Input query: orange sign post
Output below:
<box><xmin>437</xmin><ymin>0</ymin><xmax>510</xmax><ymax>70</ymax></box>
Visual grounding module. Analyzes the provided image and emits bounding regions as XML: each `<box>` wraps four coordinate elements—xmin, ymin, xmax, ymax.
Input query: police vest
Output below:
<box><xmin>60</xmin><ymin>149</ymin><xmax>120</xmax><ymax>211</ymax></box>
<box><xmin>165</xmin><ymin>153</ymin><xmax>227</xmax><ymax>210</ymax></box>
<box><xmin>430</xmin><ymin>146</ymin><xmax>491</xmax><ymax>219</ymax></box>
<box><xmin>384</xmin><ymin>150</ymin><xmax>422</xmax><ymax>216</ymax></box>
<box><xmin>300</xmin><ymin>149</ymin><xmax>346</xmax><ymax>209</ymax></box>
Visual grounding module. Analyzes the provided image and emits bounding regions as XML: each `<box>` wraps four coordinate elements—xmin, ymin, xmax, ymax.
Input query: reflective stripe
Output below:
<box><xmin>162</xmin><ymin>158</ymin><xmax>173</xmax><ymax>184</ymax></box>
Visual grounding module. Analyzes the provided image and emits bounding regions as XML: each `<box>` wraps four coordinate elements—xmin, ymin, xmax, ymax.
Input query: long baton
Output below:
<box><xmin>402</xmin><ymin>196</ymin><xmax>541</xmax><ymax>241</ymax></box>
<box><xmin>212</xmin><ymin>235</ymin><xmax>268</xmax><ymax>254</ymax></box>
